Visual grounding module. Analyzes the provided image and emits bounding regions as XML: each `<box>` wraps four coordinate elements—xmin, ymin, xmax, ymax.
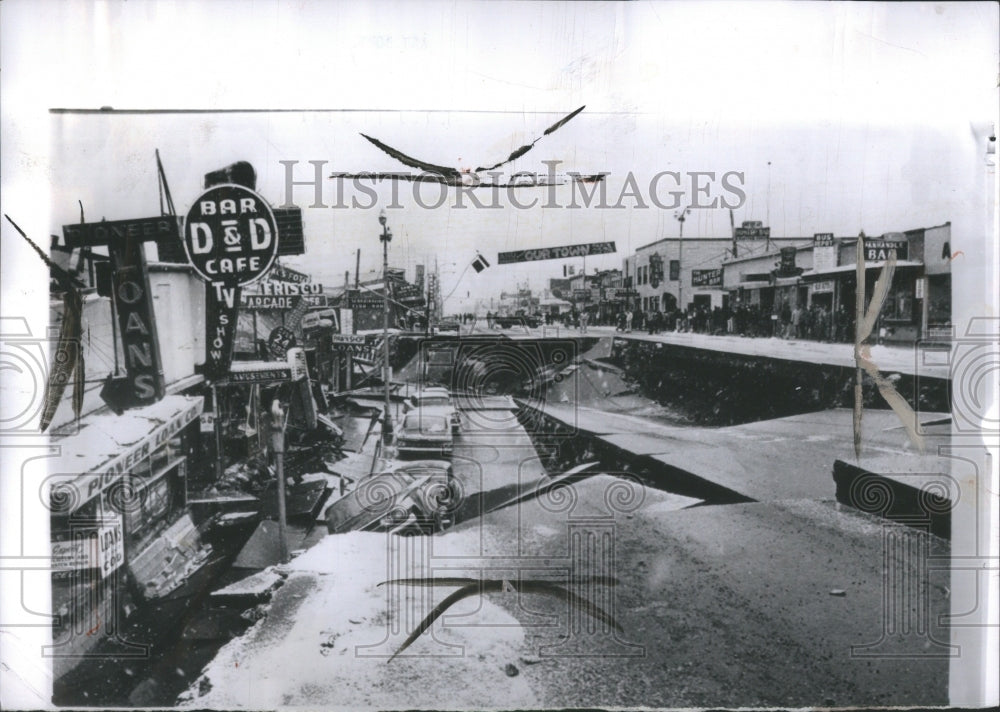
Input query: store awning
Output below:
<box><xmin>800</xmin><ymin>260</ymin><xmax>923</xmax><ymax>280</ymax></box>
<box><xmin>49</xmin><ymin>395</ymin><xmax>204</xmax><ymax>513</ymax></box>
<box><xmin>737</xmin><ymin>280</ymin><xmax>771</xmax><ymax>289</ymax></box>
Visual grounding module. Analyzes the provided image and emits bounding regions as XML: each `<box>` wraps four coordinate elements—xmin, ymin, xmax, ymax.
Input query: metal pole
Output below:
<box><xmin>271</xmin><ymin>400</ymin><xmax>289</xmax><ymax>564</ymax></box>
<box><xmin>379</xmin><ymin>211</ymin><xmax>394</xmax><ymax>444</ymax></box>
<box><xmin>211</xmin><ymin>384</ymin><xmax>224</xmax><ymax>483</ymax></box>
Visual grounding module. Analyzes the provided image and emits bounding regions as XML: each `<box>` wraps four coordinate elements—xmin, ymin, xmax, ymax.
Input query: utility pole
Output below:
<box><xmin>379</xmin><ymin>209</ymin><xmax>394</xmax><ymax>445</ymax></box>
<box><xmin>674</xmin><ymin>206</ymin><xmax>691</xmax><ymax>311</ymax></box>
<box><xmin>270</xmin><ymin>399</ymin><xmax>289</xmax><ymax>564</ymax></box>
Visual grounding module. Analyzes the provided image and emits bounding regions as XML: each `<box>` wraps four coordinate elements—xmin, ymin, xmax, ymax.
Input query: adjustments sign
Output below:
<box><xmin>184</xmin><ymin>184</ymin><xmax>279</xmax><ymax>287</ymax></box>
<box><xmin>497</xmin><ymin>241</ymin><xmax>616</xmax><ymax>265</ymax></box>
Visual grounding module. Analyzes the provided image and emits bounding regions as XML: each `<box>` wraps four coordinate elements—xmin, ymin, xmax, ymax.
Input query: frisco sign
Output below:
<box><xmin>497</xmin><ymin>241</ymin><xmax>616</xmax><ymax>265</ymax></box>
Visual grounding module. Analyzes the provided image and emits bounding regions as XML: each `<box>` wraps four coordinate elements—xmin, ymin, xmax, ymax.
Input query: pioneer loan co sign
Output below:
<box><xmin>183</xmin><ymin>182</ymin><xmax>282</xmax><ymax>379</ymax></box>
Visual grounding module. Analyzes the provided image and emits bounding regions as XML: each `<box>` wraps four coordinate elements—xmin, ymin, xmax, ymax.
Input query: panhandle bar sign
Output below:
<box><xmin>497</xmin><ymin>241</ymin><xmax>616</xmax><ymax>265</ymax></box>
<box><xmin>864</xmin><ymin>235</ymin><xmax>908</xmax><ymax>261</ymax></box>
<box><xmin>691</xmin><ymin>268</ymin><xmax>722</xmax><ymax>287</ymax></box>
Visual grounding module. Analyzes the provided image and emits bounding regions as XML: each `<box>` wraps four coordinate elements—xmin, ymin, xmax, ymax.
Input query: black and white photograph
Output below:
<box><xmin>1</xmin><ymin>1</ymin><xmax>997</xmax><ymax>709</ymax></box>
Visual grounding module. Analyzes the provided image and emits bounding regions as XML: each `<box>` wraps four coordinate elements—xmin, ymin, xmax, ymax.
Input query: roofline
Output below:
<box><xmin>631</xmin><ymin>236</ymin><xmax>804</xmax><ymax>252</ymax></box>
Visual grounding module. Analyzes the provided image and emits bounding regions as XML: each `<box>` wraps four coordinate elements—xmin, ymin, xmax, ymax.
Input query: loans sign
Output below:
<box><xmin>497</xmin><ymin>241</ymin><xmax>616</xmax><ymax>265</ymax></box>
<box><xmin>183</xmin><ymin>184</ymin><xmax>279</xmax><ymax>287</ymax></box>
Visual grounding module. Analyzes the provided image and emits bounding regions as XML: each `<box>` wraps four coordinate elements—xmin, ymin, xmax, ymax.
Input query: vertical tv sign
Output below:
<box><xmin>183</xmin><ymin>184</ymin><xmax>280</xmax><ymax>380</ymax></box>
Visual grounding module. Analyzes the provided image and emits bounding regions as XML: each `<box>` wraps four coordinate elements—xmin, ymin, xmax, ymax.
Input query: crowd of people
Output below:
<box><xmin>556</xmin><ymin>301</ymin><xmax>854</xmax><ymax>342</ymax></box>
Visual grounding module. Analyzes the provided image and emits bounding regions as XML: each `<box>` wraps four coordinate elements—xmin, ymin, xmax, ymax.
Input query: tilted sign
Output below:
<box><xmin>63</xmin><ymin>217</ymin><xmax>169</xmax><ymax>410</ymax></box>
<box><xmin>226</xmin><ymin>365</ymin><xmax>292</xmax><ymax>384</ymax></box>
<box><xmin>497</xmin><ymin>241</ymin><xmax>616</xmax><ymax>265</ymax></box>
<box><xmin>864</xmin><ymin>235</ymin><xmax>908</xmax><ymax>261</ymax></box>
<box><xmin>691</xmin><ymin>268</ymin><xmax>723</xmax><ymax>287</ymax></box>
<box><xmin>269</xmin><ymin>262</ymin><xmax>311</xmax><ymax>284</ymax></box>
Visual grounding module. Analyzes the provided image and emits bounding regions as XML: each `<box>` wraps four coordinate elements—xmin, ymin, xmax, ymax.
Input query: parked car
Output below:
<box><xmin>396</xmin><ymin>408</ymin><xmax>454</xmax><ymax>458</ymax></box>
<box><xmin>433</xmin><ymin>318</ymin><xmax>461</xmax><ymax>334</ymax></box>
<box><xmin>403</xmin><ymin>387</ymin><xmax>461</xmax><ymax>434</ymax></box>
<box><xmin>326</xmin><ymin>460</ymin><xmax>458</xmax><ymax>534</ymax></box>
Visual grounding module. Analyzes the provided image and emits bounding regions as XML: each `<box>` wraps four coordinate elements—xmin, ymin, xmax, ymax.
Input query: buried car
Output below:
<box><xmin>325</xmin><ymin>460</ymin><xmax>459</xmax><ymax>535</ymax></box>
<box><xmin>396</xmin><ymin>408</ymin><xmax>454</xmax><ymax>457</ymax></box>
<box><xmin>403</xmin><ymin>387</ymin><xmax>462</xmax><ymax>434</ymax></box>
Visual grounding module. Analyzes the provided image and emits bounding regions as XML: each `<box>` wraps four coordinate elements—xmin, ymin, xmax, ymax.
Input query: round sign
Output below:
<box><xmin>183</xmin><ymin>184</ymin><xmax>279</xmax><ymax>287</ymax></box>
<box><xmin>268</xmin><ymin>326</ymin><xmax>296</xmax><ymax>360</ymax></box>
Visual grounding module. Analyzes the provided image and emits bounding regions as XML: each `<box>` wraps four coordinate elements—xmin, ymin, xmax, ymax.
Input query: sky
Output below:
<box><xmin>2</xmin><ymin>0</ymin><xmax>997</xmax><ymax>316</ymax></box>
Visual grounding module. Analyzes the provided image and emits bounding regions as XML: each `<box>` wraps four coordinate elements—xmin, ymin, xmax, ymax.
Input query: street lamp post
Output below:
<box><xmin>379</xmin><ymin>210</ymin><xmax>394</xmax><ymax>444</ymax></box>
<box><xmin>674</xmin><ymin>207</ymin><xmax>691</xmax><ymax>311</ymax></box>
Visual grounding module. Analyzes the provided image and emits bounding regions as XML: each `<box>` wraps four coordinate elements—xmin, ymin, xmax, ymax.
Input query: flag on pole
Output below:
<box><xmin>471</xmin><ymin>253</ymin><xmax>490</xmax><ymax>273</ymax></box>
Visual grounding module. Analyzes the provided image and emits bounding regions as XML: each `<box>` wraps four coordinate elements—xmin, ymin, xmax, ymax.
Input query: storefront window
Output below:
<box><xmin>885</xmin><ymin>284</ymin><xmax>914</xmax><ymax>321</ymax></box>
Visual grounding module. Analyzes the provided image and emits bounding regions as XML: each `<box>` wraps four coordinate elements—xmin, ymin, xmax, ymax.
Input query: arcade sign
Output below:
<box><xmin>183</xmin><ymin>184</ymin><xmax>279</xmax><ymax>287</ymax></box>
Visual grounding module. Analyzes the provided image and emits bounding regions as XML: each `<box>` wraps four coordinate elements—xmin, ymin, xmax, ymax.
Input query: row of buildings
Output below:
<box><xmin>540</xmin><ymin>221</ymin><xmax>952</xmax><ymax>343</ymax></box>
<box><xmin>40</xmin><ymin>161</ymin><xmax>435</xmax><ymax>690</ymax></box>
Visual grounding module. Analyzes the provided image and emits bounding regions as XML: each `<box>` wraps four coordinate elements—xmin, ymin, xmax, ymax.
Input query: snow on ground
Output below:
<box><xmin>182</xmin><ymin>530</ymin><xmax>538</xmax><ymax>709</ymax></box>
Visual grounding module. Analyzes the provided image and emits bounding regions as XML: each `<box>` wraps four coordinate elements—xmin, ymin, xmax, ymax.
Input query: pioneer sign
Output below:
<box><xmin>183</xmin><ymin>184</ymin><xmax>279</xmax><ymax>287</ymax></box>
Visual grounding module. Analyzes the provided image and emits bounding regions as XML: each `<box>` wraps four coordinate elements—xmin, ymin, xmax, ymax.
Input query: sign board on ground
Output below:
<box><xmin>497</xmin><ymin>241</ymin><xmax>616</xmax><ymax>265</ymax></box>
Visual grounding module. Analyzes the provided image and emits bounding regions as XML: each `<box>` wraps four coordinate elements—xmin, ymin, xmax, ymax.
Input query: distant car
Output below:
<box><xmin>493</xmin><ymin>314</ymin><xmax>541</xmax><ymax>329</ymax></box>
<box><xmin>404</xmin><ymin>387</ymin><xmax>461</xmax><ymax>434</ymax></box>
<box><xmin>433</xmin><ymin>319</ymin><xmax>461</xmax><ymax>334</ymax></box>
<box><xmin>396</xmin><ymin>408</ymin><xmax>454</xmax><ymax>458</ymax></box>
<box><xmin>325</xmin><ymin>460</ymin><xmax>458</xmax><ymax>534</ymax></box>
